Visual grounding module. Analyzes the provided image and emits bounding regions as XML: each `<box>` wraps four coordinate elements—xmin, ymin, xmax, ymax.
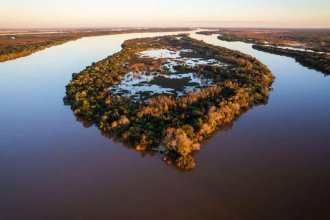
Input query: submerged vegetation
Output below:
<box><xmin>64</xmin><ymin>34</ymin><xmax>274</xmax><ymax>170</ymax></box>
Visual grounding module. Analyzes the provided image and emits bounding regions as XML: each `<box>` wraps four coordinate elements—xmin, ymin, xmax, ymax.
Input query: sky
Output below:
<box><xmin>1</xmin><ymin>0</ymin><xmax>329</xmax><ymax>28</ymax></box>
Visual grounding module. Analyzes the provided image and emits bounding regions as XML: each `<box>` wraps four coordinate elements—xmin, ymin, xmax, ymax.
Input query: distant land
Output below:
<box><xmin>197</xmin><ymin>28</ymin><xmax>330</xmax><ymax>74</ymax></box>
<box><xmin>0</xmin><ymin>28</ymin><xmax>193</xmax><ymax>62</ymax></box>
<box><xmin>1</xmin><ymin>27</ymin><xmax>329</xmax><ymax>74</ymax></box>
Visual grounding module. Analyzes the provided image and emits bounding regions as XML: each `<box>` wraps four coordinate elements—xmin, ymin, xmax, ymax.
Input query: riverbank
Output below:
<box><xmin>252</xmin><ymin>44</ymin><xmax>330</xmax><ymax>75</ymax></box>
<box><xmin>196</xmin><ymin>29</ymin><xmax>330</xmax><ymax>74</ymax></box>
<box><xmin>0</xmin><ymin>28</ymin><xmax>193</xmax><ymax>62</ymax></box>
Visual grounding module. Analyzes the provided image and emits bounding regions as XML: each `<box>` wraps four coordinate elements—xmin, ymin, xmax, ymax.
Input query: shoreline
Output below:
<box><xmin>0</xmin><ymin>28</ymin><xmax>193</xmax><ymax>62</ymax></box>
<box><xmin>196</xmin><ymin>29</ymin><xmax>330</xmax><ymax>74</ymax></box>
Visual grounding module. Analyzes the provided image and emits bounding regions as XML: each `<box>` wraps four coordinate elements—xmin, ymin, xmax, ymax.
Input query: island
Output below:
<box><xmin>64</xmin><ymin>34</ymin><xmax>274</xmax><ymax>170</ymax></box>
<box><xmin>197</xmin><ymin>29</ymin><xmax>330</xmax><ymax>75</ymax></box>
<box><xmin>0</xmin><ymin>28</ymin><xmax>193</xmax><ymax>62</ymax></box>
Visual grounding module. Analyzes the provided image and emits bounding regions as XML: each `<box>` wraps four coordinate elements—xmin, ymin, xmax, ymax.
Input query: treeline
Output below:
<box><xmin>64</xmin><ymin>35</ymin><xmax>274</xmax><ymax>170</ymax></box>
<box><xmin>252</xmin><ymin>45</ymin><xmax>330</xmax><ymax>75</ymax></box>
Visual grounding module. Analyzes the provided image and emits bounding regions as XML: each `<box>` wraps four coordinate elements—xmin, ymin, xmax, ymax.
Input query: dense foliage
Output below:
<box><xmin>64</xmin><ymin>35</ymin><xmax>274</xmax><ymax>170</ymax></box>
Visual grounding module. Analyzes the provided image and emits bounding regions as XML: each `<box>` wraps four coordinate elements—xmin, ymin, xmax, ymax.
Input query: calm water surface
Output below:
<box><xmin>0</xmin><ymin>31</ymin><xmax>329</xmax><ymax>220</ymax></box>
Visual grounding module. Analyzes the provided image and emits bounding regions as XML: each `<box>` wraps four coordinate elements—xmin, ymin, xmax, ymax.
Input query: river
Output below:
<box><xmin>0</xmin><ymin>30</ymin><xmax>329</xmax><ymax>220</ymax></box>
